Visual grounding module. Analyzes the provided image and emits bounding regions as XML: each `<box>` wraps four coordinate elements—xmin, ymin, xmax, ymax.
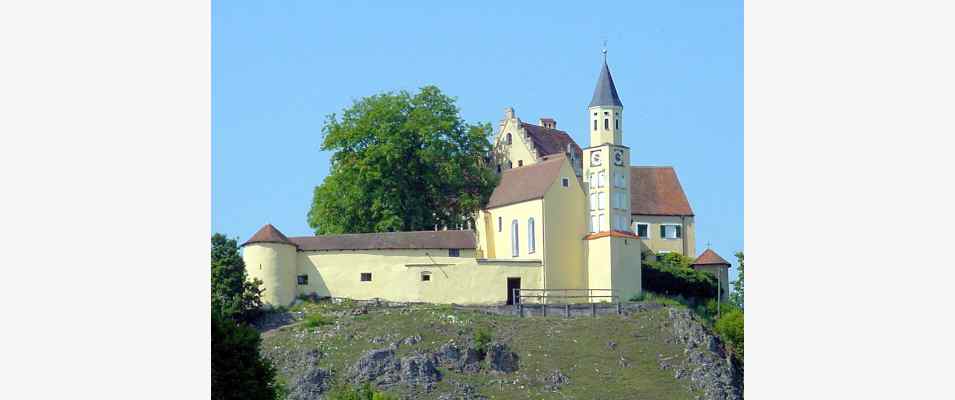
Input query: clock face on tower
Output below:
<box><xmin>590</xmin><ymin>150</ymin><xmax>602</xmax><ymax>166</ymax></box>
<box><xmin>613</xmin><ymin>149</ymin><xmax>624</xmax><ymax>166</ymax></box>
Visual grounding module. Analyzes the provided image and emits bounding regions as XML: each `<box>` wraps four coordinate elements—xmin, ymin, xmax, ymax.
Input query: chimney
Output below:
<box><xmin>539</xmin><ymin>117</ymin><xmax>556</xmax><ymax>129</ymax></box>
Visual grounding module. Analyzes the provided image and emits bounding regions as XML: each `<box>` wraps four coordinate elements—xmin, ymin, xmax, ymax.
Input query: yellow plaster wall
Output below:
<box><xmin>585</xmin><ymin>237</ymin><xmax>612</xmax><ymax>301</ymax></box>
<box><xmin>295</xmin><ymin>249</ymin><xmax>542</xmax><ymax>304</ymax></box>
<box><xmin>631</xmin><ymin>215</ymin><xmax>696</xmax><ymax>258</ymax></box>
<box><xmin>493</xmin><ymin>116</ymin><xmax>538</xmax><ymax>171</ymax></box>
<box><xmin>483</xmin><ymin>200</ymin><xmax>545</xmax><ymax>261</ymax></box>
<box><xmin>243</xmin><ymin>243</ymin><xmax>298</xmax><ymax>306</ymax></box>
<box><xmin>542</xmin><ymin>160</ymin><xmax>588</xmax><ymax>293</ymax></box>
<box><xmin>610</xmin><ymin>236</ymin><xmax>643</xmax><ymax>300</ymax></box>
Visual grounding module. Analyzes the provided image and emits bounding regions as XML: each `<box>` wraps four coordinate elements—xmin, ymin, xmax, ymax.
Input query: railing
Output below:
<box><xmin>511</xmin><ymin>288</ymin><xmax>619</xmax><ymax>305</ymax></box>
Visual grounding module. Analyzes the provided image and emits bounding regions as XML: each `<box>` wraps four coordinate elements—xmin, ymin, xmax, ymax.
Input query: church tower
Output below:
<box><xmin>582</xmin><ymin>50</ymin><xmax>633</xmax><ymax>234</ymax></box>
<box><xmin>581</xmin><ymin>50</ymin><xmax>642</xmax><ymax>301</ymax></box>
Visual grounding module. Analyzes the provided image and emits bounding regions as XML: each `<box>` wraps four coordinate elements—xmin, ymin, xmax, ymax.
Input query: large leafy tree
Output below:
<box><xmin>211</xmin><ymin>233</ymin><xmax>264</xmax><ymax>323</ymax></box>
<box><xmin>730</xmin><ymin>251</ymin><xmax>744</xmax><ymax>309</ymax></box>
<box><xmin>308</xmin><ymin>86</ymin><xmax>499</xmax><ymax>234</ymax></box>
<box><xmin>212</xmin><ymin>313</ymin><xmax>283</xmax><ymax>400</ymax></box>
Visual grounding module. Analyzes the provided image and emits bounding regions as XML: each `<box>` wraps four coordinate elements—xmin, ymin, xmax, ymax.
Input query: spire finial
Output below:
<box><xmin>602</xmin><ymin>39</ymin><xmax>608</xmax><ymax>62</ymax></box>
<box><xmin>706</xmin><ymin>241</ymin><xmax>712</xmax><ymax>249</ymax></box>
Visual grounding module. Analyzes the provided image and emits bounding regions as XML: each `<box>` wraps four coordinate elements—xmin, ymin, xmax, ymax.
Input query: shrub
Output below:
<box><xmin>304</xmin><ymin>313</ymin><xmax>333</xmax><ymax>328</ymax></box>
<box><xmin>642</xmin><ymin>253</ymin><xmax>718</xmax><ymax>302</ymax></box>
<box><xmin>327</xmin><ymin>383</ymin><xmax>397</xmax><ymax>400</ymax></box>
<box><xmin>715</xmin><ymin>309</ymin><xmax>744</xmax><ymax>362</ymax></box>
<box><xmin>473</xmin><ymin>326</ymin><xmax>493</xmax><ymax>355</ymax></box>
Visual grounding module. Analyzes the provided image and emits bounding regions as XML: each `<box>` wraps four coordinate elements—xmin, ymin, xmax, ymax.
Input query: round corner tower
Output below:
<box><xmin>241</xmin><ymin>224</ymin><xmax>298</xmax><ymax>307</ymax></box>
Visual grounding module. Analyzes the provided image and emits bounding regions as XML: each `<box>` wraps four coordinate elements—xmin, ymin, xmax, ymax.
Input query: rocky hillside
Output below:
<box><xmin>257</xmin><ymin>299</ymin><xmax>741</xmax><ymax>400</ymax></box>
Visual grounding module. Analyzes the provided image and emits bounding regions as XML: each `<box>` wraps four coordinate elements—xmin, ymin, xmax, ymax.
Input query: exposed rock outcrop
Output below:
<box><xmin>434</xmin><ymin>341</ymin><xmax>482</xmax><ymax>373</ymax></box>
<box><xmin>348</xmin><ymin>348</ymin><xmax>442</xmax><ymax>391</ymax></box>
<box><xmin>487</xmin><ymin>342</ymin><xmax>520</xmax><ymax>373</ymax></box>
<box><xmin>288</xmin><ymin>367</ymin><xmax>332</xmax><ymax>400</ymax></box>
<box><xmin>663</xmin><ymin>308</ymin><xmax>742</xmax><ymax>400</ymax></box>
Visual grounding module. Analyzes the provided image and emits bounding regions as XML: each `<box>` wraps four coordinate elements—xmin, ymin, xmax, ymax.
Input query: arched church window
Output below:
<box><xmin>506</xmin><ymin>133</ymin><xmax>512</xmax><ymax>145</ymax></box>
<box><xmin>616</xmin><ymin>119</ymin><xmax>619</xmax><ymax>130</ymax></box>
<box><xmin>511</xmin><ymin>219</ymin><xmax>519</xmax><ymax>257</ymax></box>
<box><xmin>527</xmin><ymin>218</ymin><xmax>536</xmax><ymax>254</ymax></box>
<box><xmin>593</xmin><ymin>119</ymin><xmax>597</xmax><ymax>131</ymax></box>
<box><xmin>604</xmin><ymin>118</ymin><xmax>609</xmax><ymax>130</ymax></box>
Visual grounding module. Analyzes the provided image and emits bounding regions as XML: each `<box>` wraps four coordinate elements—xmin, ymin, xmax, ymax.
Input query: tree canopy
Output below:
<box><xmin>730</xmin><ymin>251</ymin><xmax>744</xmax><ymax>309</ymax></box>
<box><xmin>308</xmin><ymin>86</ymin><xmax>499</xmax><ymax>234</ymax></box>
<box><xmin>211</xmin><ymin>233</ymin><xmax>264</xmax><ymax>322</ymax></box>
<box><xmin>212</xmin><ymin>313</ymin><xmax>283</xmax><ymax>400</ymax></box>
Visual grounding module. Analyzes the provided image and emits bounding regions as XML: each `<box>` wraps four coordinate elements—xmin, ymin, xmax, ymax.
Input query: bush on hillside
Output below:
<box><xmin>327</xmin><ymin>383</ymin><xmax>398</xmax><ymax>400</ymax></box>
<box><xmin>304</xmin><ymin>313</ymin><xmax>333</xmax><ymax>328</ymax></box>
<box><xmin>714</xmin><ymin>309</ymin><xmax>744</xmax><ymax>362</ymax></box>
<box><xmin>212</xmin><ymin>314</ymin><xmax>283</xmax><ymax>400</ymax></box>
<box><xmin>642</xmin><ymin>253</ymin><xmax>718</xmax><ymax>301</ymax></box>
<box><xmin>473</xmin><ymin>326</ymin><xmax>493</xmax><ymax>355</ymax></box>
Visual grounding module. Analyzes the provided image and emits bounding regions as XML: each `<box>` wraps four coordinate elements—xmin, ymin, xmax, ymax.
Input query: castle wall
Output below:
<box><xmin>295</xmin><ymin>249</ymin><xmax>542</xmax><ymax>304</ymax></box>
<box><xmin>243</xmin><ymin>242</ymin><xmax>297</xmax><ymax>306</ymax></box>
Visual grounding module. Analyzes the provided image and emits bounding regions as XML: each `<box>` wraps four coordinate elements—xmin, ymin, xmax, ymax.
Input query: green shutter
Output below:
<box><xmin>675</xmin><ymin>225</ymin><xmax>682</xmax><ymax>238</ymax></box>
<box><xmin>660</xmin><ymin>225</ymin><xmax>666</xmax><ymax>238</ymax></box>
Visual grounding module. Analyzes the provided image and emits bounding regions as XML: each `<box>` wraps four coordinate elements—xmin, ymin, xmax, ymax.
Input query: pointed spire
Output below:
<box><xmin>589</xmin><ymin>52</ymin><xmax>623</xmax><ymax>108</ymax></box>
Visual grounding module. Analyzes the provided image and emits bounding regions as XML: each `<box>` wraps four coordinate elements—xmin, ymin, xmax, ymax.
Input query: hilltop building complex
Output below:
<box><xmin>242</xmin><ymin>57</ymin><xmax>728</xmax><ymax>306</ymax></box>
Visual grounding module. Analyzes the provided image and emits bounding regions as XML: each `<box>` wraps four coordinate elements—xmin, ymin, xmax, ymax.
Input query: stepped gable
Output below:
<box><xmin>241</xmin><ymin>224</ymin><xmax>297</xmax><ymax>247</ymax></box>
<box><xmin>486</xmin><ymin>155</ymin><xmax>566</xmax><ymax>209</ymax></box>
<box><xmin>288</xmin><ymin>230</ymin><xmax>475</xmax><ymax>251</ymax></box>
<box><xmin>691</xmin><ymin>249</ymin><xmax>731</xmax><ymax>266</ymax></box>
<box><xmin>629</xmin><ymin>166</ymin><xmax>694</xmax><ymax>216</ymax></box>
<box><xmin>519</xmin><ymin>122</ymin><xmax>583</xmax><ymax>160</ymax></box>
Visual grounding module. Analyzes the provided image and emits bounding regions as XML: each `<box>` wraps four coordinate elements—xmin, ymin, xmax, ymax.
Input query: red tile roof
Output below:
<box><xmin>486</xmin><ymin>155</ymin><xmax>567</xmax><ymax>209</ymax></box>
<box><xmin>630</xmin><ymin>167</ymin><xmax>694</xmax><ymax>216</ymax></box>
<box><xmin>288</xmin><ymin>230</ymin><xmax>475</xmax><ymax>251</ymax></box>
<box><xmin>520</xmin><ymin>122</ymin><xmax>583</xmax><ymax>160</ymax></box>
<box><xmin>692</xmin><ymin>249</ymin><xmax>731</xmax><ymax>266</ymax></box>
<box><xmin>241</xmin><ymin>224</ymin><xmax>296</xmax><ymax>247</ymax></box>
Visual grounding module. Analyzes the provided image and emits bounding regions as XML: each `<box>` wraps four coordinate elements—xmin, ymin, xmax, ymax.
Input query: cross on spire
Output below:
<box><xmin>706</xmin><ymin>241</ymin><xmax>712</xmax><ymax>249</ymax></box>
<box><xmin>602</xmin><ymin>39</ymin><xmax>608</xmax><ymax>62</ymax></box>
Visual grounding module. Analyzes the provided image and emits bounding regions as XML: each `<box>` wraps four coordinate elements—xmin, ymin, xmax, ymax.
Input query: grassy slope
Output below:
<box><xmin>262</xmin><ymin>300</ymin><xmax>701</xmax><ymax>399</ymax></box>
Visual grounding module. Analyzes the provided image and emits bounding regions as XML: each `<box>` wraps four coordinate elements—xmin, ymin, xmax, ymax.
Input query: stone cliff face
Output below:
<box><xmin>661</xmin><ymin>308</ymin><xmax>743</xmax><ymax>400</ymax></box>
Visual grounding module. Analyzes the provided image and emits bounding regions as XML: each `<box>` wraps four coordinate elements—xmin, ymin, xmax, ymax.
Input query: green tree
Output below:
<box><xmin>212</xmin><ymin>233</ymin><xmax>264</xmax><ymax>322</ymax></box>
<box><xmin>308</xmin><ymin>86</ymin><xmax>499</xmax><ymax>234</ymax></box>
<box><xmin>212</xmin><ymin>313</ymin><xmax>283</xmax><ymax>400</ymax></box>
<box><xmin>730</xmin><ymin>251</ymin><xmax>744</xmax><ymax>309</ymax></box>
<box><xmin>714</xmin><ymin>308</ymin><xmax>744</xmax><ymax>362</ymax></box>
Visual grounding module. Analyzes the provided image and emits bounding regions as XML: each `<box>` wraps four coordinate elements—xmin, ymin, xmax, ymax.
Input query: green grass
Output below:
<box><xmin>261</xmin><ymin>300</ymin><xmax>701</xmax><ymax>400</ymax></box>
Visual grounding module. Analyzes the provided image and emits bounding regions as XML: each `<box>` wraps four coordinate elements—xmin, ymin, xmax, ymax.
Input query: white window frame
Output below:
<box><xmin>590</xmin><ymin>193</ymin><xmax>597</xmax><ymax>210</ymax></box>
<box><xmin>634</xmin><ymin>222</ymin><xmax>650</xmax><ymax>239</ymax></box>
<box><xmin>590</xmin><ymin>214</ymin><xmax>597</xmax><ymax>233</ymax></box>
<box><xmin>527</xmin><ymin>217</ymin><xmax>536</xmax><ymax>254</ymax></box>
<box><xmin>597</xmin><ymin>192</ymin><xmax>605</xmax><ymax>209</ymax></box>
<box><xmin>660</xmin><ymin>223</ymin><xmax>681</xmax><ymax>240</ymax></box>
<box><xmin>597</xmin><ymin>213</ymin><xmax>604</xmax><ymax>231</ymax></box>
<box><xmin>597</xmin><ymin>172</ymin><xmax>605</xmax><ymax>188</ymax></box>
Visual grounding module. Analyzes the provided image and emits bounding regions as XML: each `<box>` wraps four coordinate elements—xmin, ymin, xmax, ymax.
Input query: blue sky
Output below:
<box><xmin>213</xmin><ymin>1</ymin><xmax>743</xmax><ymax>278</ymax></box>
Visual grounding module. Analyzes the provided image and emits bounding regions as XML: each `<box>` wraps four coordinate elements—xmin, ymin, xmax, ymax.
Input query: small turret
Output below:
<box><xmin>588</xmin><ymin>49</ymin><xmax>624</xmax><ymax>146</ymax></box>
<box><xmin>241</xmin><ymin>224</ymin><xmax>298</xmax><ymax>306</ymax></box>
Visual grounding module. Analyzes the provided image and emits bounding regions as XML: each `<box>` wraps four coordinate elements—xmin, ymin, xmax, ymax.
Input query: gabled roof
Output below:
<box><xmin>589</xmin><ymin>61</ymin><xmax>623</xmax><ymax>108</ymax></box>
<box><xmin>486</xmin><ymin>155</ymin><xmax>566</xmax><ymax>209</ymax></box>
<box><xmin>242</xmin><ymin>224</ymin><xmax>296</xmax><ymax>247</ymax></box>
<box><xmin>630</xmin><ymin>166</ymin><xmax>694</xmax><ymax>216</ymax></box>
<box><xmin>692</xmin><ymin>249</ymin><xmax>731</xmax><ymax>266</ymax></box>
<box><xmin>520</xmin><ymin>122</ymin><xmax>583</xmax><ymax>160</ymax></box>
<box><xmin>288</xmin><ymin>230</ymin><xmax>475</xmax><ymax>251</ymax></box>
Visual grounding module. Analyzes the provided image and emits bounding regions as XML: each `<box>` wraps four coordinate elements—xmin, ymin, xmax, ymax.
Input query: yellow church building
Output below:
<box><xmin>242</xmin><ymin>57</ymin><xmax>725</xmax><ymax>306</ymax></box>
